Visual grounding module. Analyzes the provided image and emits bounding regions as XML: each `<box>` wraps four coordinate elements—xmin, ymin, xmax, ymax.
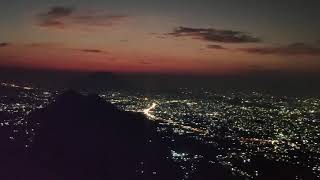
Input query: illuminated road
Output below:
<box><xmin>1</xmin><ymin>82</ymin><xmax>33</xmax><ymax>90</ymax></box>
<box><xmin>143</xmin><ymin>102</ymin><xmax>157</xmax><ymax>119</ymax></box>
<box><xmin>143</xmin><ymin>102</ymin><xmax>207</xmax><ymax>135</ymax></box>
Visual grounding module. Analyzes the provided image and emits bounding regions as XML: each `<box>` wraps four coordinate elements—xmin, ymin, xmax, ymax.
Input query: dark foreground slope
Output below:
<box><xmin>1</xmin><ymin>91</ymin><xmax>179</xmax><ymax>180</ymax></box>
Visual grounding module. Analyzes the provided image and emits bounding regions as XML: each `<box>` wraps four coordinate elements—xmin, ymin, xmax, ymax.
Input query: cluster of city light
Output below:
<box><xmin>99</xmin><ymin>89</ymin><xmax>320</xmax><ymax>179</ymax></box>
<box><xmin>0</xmin><ymin>82</ymin><xmax>55</xmax><ymax>148</ymax></box>
<box><xmin>1</xmin><ymin>84</ymin><xmax>320</xmax><ymax>179</ymax></box>
<box><xmin>171</xmin><ymin>150</ymin><xmax>203</xmax><ymax>179</ymax></box>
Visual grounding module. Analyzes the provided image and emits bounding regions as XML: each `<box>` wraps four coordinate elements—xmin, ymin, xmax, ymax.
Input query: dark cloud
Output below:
<box><xmin>80</xmin><ymin>49</ymin><xmax>106</xmax><ymax>54</ymax></box>
<box><xmin>37</xmin><ymin>6</ymin><xmax>128</xmax><ymax>29</ymax></box>
<box><xmin>27</xmin><ymin>43</ymin><xmax>44</xmax><ymax>47</ymax></box>
<box><xmin>38</xmin><ymin>6</ymin><xmax>73</xmax><ymax>29</ymax></box>
<box><xmin>207</xmin><ymin>44</ymin><xmax>227</xmax><ymax>50</ymax></box>
<box><xmin>156</xmin><ymin>36</ymin><xmax>167</xmax><ymax>39</ymax></box>
<box><xmin>150</xmin><ymin>33</ymin><xmax>167</xmax><ymax>39</ymax></box>
<box><xmin>0</xmin><ymin>43</ymin><xmax>10</xmax><ymax>47</ymax></box>
<box><xmin>23</xmin><ymin>43</ymin><xmax>106</xmax><ymax>54</ymax></box>
<box><xmin>242</xmin><ymin>43</ymin><xmax>320</xmax><ymax>56</ymax></box>
<box><xmin>39</xmin><ymin>19</ymin><xmax>66</xmax><ymax>29</ymax></box>
<box><xmin>44</xmin><ymin>6</ymin><xmax>73</xmax><ymax>18</ymax></box>
<box><xmin>168</xmin><ymin>26</ymin><xmax>261</xmax><ymax>43</ymax></box>
<box><xmin>73</xmin><ymin>15</ymin><xmax>128</xmax><ymax>26</ymax></box>
<box><xmin>25</xmin><ymin>43</ymin><xmax>64</xmax><ymax>49</ymax></box>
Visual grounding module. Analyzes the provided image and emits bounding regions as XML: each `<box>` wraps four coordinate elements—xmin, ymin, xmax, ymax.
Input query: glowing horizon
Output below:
<box><xmin>1</xmin><ymin>0</ymin><xmax>320</xmax><ymax>75</ymax></box>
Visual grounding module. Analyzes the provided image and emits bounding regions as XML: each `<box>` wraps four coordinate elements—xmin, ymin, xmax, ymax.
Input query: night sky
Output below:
<box><xmin>1</xmin><ymin>0</ymin><xmax>320</xmax><ymax>74</ymax></box>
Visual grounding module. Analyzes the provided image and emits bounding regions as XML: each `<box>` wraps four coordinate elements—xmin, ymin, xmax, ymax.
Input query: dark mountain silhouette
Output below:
<box><xmin>1</xmin><ymin>90</ymin><xmax>180</xmax><ymax>180</ymax></box>
<box><xmin>68</xmin><ymin>72</ymin><xmax>128</xmax><ymax>91</ymax></box>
